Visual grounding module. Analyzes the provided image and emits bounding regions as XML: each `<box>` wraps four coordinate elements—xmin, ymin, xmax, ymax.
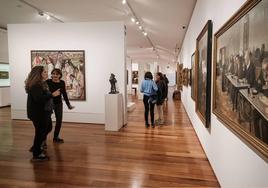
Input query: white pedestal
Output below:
<box><xmin>0</xmin><ymin>87</ymin><xmax>10</xmax><ymax>107</ymax></box>
<box><xmin>105</xmin><ymin>93</ymin><xmax>123</xmax><ymax>131</ymax></box>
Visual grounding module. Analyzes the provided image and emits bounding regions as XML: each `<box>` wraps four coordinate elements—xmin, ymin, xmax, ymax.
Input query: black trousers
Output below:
<box><xmin>53</xmin><ymin>102</ymin><xmax>63</xmax><ymax>138</ymax></box>
<box><xmin>31</xmin><ymin>113</ymin><xmax>50</xmax><ymax>156</ymax></box>
<box><xmin>143</xmin><ymin>95</ymin><xmax>155</xmax><ymax>125</ymax></box>
<box><xmin>45</xmin><ymin>102</ymin><xmax>63</xmax><ymax>140</ymax></box>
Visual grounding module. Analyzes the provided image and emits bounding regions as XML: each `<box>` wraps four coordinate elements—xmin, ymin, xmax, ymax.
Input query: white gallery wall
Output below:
<box><xmin>0</xmin><ymin>28</ymin><xmax>10</xmax><ymax>107</ymax></box>
<box><xmin>8</xmin><ymin>22</ymin><xmax>126</xmax><ymax>124</ymax></box>
<box><xmin>159</xmin><ymin>62</ymin><xmax>176</xmax><ymax>86</ymax></box>
<box><xmin>0</xmin><ymin>29</ymin><xmax>8</xmax><ymax>63</ymax></box>
<box><xmin>179</xmin><ymin>0</ymin><xmax>268</xmax><ymax>187</ymax></box>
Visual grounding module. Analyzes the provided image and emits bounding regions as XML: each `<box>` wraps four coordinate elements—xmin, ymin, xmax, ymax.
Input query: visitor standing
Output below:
<box><xmin>46</xmin><ymin>69</ymin><xmax>74</xmax><ymax>143</ymax></box>
<box><xmin>140</xmin><ymin>71</ymin><xmax>158</xmax><ymax>128</ymax></box>
<box><xmin>25</xmin><ymin>66</ymin><xmax>60</xmax><ymax>161</ymax></box>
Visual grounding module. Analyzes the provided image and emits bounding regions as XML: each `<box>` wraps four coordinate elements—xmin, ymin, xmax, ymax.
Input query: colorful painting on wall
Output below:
<box><xmin>31</xmin><ymin>50</ymin><xmax>86</xmax><ymax>100</ymax></box>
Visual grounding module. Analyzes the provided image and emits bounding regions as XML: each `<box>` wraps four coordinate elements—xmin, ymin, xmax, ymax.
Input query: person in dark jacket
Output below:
<box><xmin>25</xmin><ymin>66</ymin><xmax>60</xmax><ymax>161</ymax></box>
<box><xmin>244</xmin><ymin>51</ymin><xmax>256</xmax><ymax>87</ymax></box>
<box><xmin>155</xmin><ymin>72</ymin><xmax>166</xmax><ymax>125</ymax></box>
<box><xmin>163</xmin><ymin>74</ymin><xmax>169</xmax><ymax>100</ymax></box>
<box><xmin>46</xmin><ymin>68</ymin><xmax>74</xmax><ymax>143</ymax></box>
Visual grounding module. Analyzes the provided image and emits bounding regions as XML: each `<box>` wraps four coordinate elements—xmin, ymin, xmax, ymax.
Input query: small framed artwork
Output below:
<box><xmin>132</xmin><ymin>71</ymin><xmax>138</xmax><ymax>84</ymax></box>
<box><xmin>182</xmin><ymin>68</ymin><xmax>189</xmax><ymax>86</ymax></box>
<box><xmin>191</xmin><ymin>52</ymin><xmax>196</xmax><ymax>100</ymax></box>
<box><xmin>188</xmin><ymin>68</ymin><xmax>192</xmax><ymax>86</ymax></box>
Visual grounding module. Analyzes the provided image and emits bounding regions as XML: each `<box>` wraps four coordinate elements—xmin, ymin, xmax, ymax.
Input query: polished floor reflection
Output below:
<box><xmin>0</xmin><ymin>94</ymin><xmax>219</xmax><ymax>187</ymax></box>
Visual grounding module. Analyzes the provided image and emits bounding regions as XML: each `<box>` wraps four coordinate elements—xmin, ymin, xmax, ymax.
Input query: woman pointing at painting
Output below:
<box><xmin>46</xmin><ymin>68</ymin><xmax>74</xmax><ymax>143</ymax></box>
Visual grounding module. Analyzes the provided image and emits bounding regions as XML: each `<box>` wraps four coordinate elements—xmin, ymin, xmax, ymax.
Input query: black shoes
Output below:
<box><xmin>145</xmin><ymin>123</ymin><xmax>155</xmax><ymax>128</ymax></box>
<box><xmin>53</xmin><ymin>137</ymin><xmax>64</xmax><ymax>143</ymax></box>
<box><xmin>31</xmin><ymin>153</ymin><xmax>49</xmax><ymax>162</ymax></box>
<box><xmin>29</xmin><ymin>142</ymin><xmax>47</xmax><ymax>153</ymax></box>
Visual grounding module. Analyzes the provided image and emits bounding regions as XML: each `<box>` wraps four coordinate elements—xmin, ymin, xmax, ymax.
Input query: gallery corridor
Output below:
<box><xmin>0</xmin><ymin>94</ymin><xmax>219</xmax><ymax>187</ymax></box>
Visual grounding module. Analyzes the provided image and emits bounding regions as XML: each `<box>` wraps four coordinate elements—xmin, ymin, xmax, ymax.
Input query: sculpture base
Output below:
<box><xmin>109</xmin><ymin>91</ymin><xmax>119</xmax><ymax>94</ymax></box>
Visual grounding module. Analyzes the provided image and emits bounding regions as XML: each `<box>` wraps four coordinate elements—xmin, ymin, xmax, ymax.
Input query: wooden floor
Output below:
<box><xmin>0</xmin><ymin>94</ymin><xmax>219</xmax><ymax>187</ymax></box>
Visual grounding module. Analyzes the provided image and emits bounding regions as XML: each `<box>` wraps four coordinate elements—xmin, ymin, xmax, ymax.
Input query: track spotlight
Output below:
<box><xmin>131</xmin><ymin>17</ymin><xmax>135</xmax><ymax>22</ymax></box>
<box><xmin>122</xmin><ymin>0</ymin><xmax>126</xmax><ymax>4</ymax></box>
<box><xmin>38</xmin><ymin>11</ymin><xmax>44</xmax><ymax>16</ymax></box>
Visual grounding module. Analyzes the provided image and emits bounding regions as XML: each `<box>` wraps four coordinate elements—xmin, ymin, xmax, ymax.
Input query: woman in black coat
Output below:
<box><xmin>155</xmin><ymin>72</ymin><xmax>166</xmax><ymax>125</ymax></box>
<box><xmin>25</xmin><ymin>66</ymin><xmax>60</xmax><ymax>161</ymax></box>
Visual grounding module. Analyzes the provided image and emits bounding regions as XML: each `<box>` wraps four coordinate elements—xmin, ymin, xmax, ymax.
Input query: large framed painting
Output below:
<box><xmin>196</xmin><ymin>20</ymin><xmax>213</xmax><ymax>128</ymax></box>
<box><xmin>191</xmin><ymin>52</ymin><xmax>196</xmax><ymax>100</ymax></box>
<box><xmin>213</xmin><ymin>0</ymin><xmax>268</xmax><ymax>158</ymax></box>
<box><xmin>31</xmin><ymin>50</ymin><xmax>86</xmax><ymax>100</ymax></box>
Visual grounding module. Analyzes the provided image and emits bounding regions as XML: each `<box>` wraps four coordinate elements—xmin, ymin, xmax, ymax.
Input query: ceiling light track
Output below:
<box><xmin>19</xmin><ymin>0</ymin><xmax>64</xmax><ymax>23</ymax></box>
<box><xmin>122</xmin><ymin>0</ymin><xmax>159</xmax><ymax>59</ymax></box>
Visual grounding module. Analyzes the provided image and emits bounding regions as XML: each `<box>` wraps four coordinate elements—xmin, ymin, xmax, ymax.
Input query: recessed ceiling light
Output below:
<box><xmin>122</xmin><ymin>0</ymin><xmax>126</xmax><ymax>4</ymax></box>
<box><xmin>131</xmin><ymin>18</ymin><xmax>135</xmax><ymax>22</ymax></box>
<box><xmin>143</xmin><ymin>32</ymin><xmax>148</xmax><ymax>36</ymax></box>
<box><xmin>139</xmin><ymin>26</ymin><xmax>142</xmax><ymax>30</ymax></box>
<box><xmin>135</xmin><ymin>21</ymin><xmax>139</xmax><ymax>25</ymax></box>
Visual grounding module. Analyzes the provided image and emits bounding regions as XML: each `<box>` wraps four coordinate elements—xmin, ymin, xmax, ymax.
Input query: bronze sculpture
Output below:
<box><xmin>109</xmin><ymin>73</ymin><xmax>119</xmax><ymax>94</ymax></box>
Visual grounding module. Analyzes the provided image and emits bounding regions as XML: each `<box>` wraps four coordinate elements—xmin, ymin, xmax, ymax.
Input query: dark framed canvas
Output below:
<box><xmin>177</xmin><ymin>63</ymin><xmax>183</xmax><ymax>91</ymax></box>
<box><xmin>213</xmin><ymin>0</ymin><xmax>268</xmax><ymax>158</ymax></box>
<box><xmin>195</xmin><ymin>20</ymin><xmax>213</xmax><ymax>128</ymax></box>
<box><xmin>126</xmin><ymin>70</ymin><xmax>129</xmax><ymax>85</ymax></box>
<box><xmin>0</xmin><ymin>63</ymin><xmax>10</xmax><ymax>87</ymax></box>
<box><xmin>132</xmin><ymin>71</ymin><xmax>138</xmax><ymax>84</ymax></box>
<box><xmin>0</xmin><ymin>71</ymin><xmax>8</xmax><ymax>79</ymax></box>
<box><xmin>191</xmin><ymin>52</ymin><xmax>196</xmax><ymax>100</ymax></box>
<box><xmin>188</xmin><ymin>68</ymin><xmax>192</xmax><ymax>86</ymax></box>
<box><xmin>31</xmin><ymin>50</ymin><xmax>86</xmax><ymax>101</ymax></box>
<box><xmin>182</xmin><ymin>68</ymin><xmax>189</xmax><ymax>86</ymax></box>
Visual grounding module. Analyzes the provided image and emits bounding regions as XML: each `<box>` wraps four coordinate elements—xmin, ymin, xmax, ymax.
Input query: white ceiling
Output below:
<box><xmin>0</xmin><ymin>0</ymin><xmax>196</xmax><ymax>64</ymax></box>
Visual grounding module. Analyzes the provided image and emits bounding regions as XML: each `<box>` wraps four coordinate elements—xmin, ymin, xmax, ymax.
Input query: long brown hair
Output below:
<box><xmin>25</xmin><ymin>66</ymin><xmax>46</xmax><ymax>93</ymax></box>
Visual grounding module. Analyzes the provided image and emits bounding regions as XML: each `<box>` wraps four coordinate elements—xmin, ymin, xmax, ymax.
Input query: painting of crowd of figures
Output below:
<box><xmin>213</xmin><ymin>0</ymin><xmax>268</xmax><ymax>158</ymax></box>
<box><xmin>31</xmin><ymin>50</ymin><xmax>86</xmax><ymax>100</ymax></box>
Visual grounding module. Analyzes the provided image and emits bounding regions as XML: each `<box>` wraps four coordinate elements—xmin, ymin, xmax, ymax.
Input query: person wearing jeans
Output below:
<box><xmin>140</xmin><ymin>71</ymin><xmax>158</xmax><ymax>128</ymax></box>
<box><xmin>46</xmin><ymin>69</ymin><xmax>74</xmax><ymax>143</ymax></box>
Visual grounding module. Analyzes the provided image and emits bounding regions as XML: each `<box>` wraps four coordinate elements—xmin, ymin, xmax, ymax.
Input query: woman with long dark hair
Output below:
<box><xmin>25</xmin><ymin>66</ymin><xmax>60</xmax><ymax>161</ymax></box>
<box><xmin>155</xmin><ymin>72</ymin><xmax>166</xmax><ymax>125</ymax></box>
<box><xmin>140</xmin><ymin>71</ymin><xmax>158</xmax><ymax>128</ymax></box>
